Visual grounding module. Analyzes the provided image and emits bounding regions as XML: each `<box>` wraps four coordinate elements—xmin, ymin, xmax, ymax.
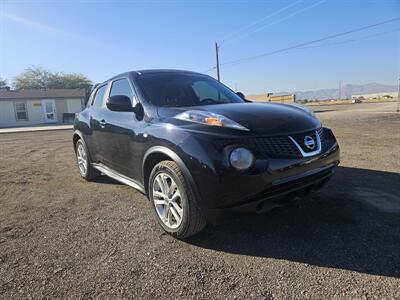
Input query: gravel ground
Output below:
<box><xmin>0</xmin><ymin>102</ymin><xmax>399</xmax><ymax>299</ymax></box>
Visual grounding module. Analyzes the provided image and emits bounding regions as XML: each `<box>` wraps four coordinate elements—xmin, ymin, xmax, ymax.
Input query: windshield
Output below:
<box><xmin>136</xmin><ymin>72</ymin><xmax>245</xmax><ymax>107</ymax></box>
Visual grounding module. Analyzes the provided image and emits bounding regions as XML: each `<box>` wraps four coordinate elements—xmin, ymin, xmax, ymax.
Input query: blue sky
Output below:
<box><xmin>0</xmin><ymin>0</ymin><xmax>399</xmax><ymax>94</ymax></box>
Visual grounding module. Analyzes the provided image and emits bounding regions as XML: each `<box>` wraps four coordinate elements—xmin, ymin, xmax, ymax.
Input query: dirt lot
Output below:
<box><xmin>1</xmin><ymin>102</ymin><xmax>399</xmax><ymax>299</ymax></box>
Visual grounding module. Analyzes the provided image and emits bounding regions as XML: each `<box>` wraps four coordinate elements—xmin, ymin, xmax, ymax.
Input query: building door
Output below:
<box><xmin>42</xmin><ymin>100</ymin><xmax>57</xmax><ymax>123</ymax></box>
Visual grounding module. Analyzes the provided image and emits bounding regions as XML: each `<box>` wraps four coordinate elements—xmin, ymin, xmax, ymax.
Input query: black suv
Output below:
<box><xmin>73</xmin><ymin>70</ymin><xmax>340</xmax><ymax>238</ymax></box>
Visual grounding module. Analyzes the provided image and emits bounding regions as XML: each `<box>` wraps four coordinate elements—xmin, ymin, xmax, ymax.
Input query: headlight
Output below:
<box><xmin>230</xmin><ymin>147</ymin><xmax>254</xmax><ymax>170</ymax></box>
<box><xmin>175</xmin><ymin>110</ymin><xmax>249</xmax><ymax>131</ymax></box>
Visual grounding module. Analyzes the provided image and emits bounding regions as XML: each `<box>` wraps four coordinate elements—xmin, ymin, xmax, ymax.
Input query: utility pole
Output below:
<box><xmin>397</xmin><ymin>77</ymin><xmax>400</xmax><ymax>112</ymax></box>
<box><xmin>339</xmin><ymin>80</ymin><xmax>341</xmax><ymax>100</ymax></box>
<box><xmin>215</xmin><ymin>42</ymin><xmax>220</xmax><ymax>81</ymax></box>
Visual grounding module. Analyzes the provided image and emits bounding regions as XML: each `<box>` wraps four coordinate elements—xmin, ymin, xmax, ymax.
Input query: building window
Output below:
<box><xmin>15</xmin><ymin>102</ymin><xmax>28</xmax><ymax>121</ymax></box>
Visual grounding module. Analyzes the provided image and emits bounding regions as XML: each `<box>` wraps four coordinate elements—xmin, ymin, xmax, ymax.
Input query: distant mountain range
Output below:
<box><xmin>259</xmin><ymin>83</ymin><xmax>398</xmax><ymax>100</ymax></box>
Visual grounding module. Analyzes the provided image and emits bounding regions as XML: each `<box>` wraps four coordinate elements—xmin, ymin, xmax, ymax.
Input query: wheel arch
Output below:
<box><xmin>142</xmin><ymin>146</ymin><xmax>202</xmax><ymax>204</ymax></box>
<box><xmin>72</xmin><ymin>130</ymin><xmax>84</xmax><ymax>151</ymax></box>
<box><xmin>72</xmin><ymin>130</ymin><xmax>94</xmax><ymax>162</ymax></box>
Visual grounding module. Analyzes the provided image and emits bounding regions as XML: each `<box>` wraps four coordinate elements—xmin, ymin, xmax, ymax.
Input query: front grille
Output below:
<box><xmin>215</xmin><ymin>128</ymin><xmax>324</xmax><ymax>159</ymax></box>
<box><xmin>244</xmin><ymin>135</ymin><xmax>302</xmax><ymax>158</ymax></box>
<box><xmin>290</xmin><ymin>127</ymin><xmax>323</xmax><ymax>154</ymax></box>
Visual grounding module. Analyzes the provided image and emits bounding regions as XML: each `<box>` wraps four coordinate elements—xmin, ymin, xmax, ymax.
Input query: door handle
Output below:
<box><xmin>99</xmin><ymin>120</ymin><xmax>107</xmax><ymax>128</ymax></box>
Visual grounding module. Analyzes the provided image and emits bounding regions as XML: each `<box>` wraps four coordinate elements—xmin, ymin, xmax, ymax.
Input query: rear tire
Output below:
<box><xmin>75</xmin><ymin>139</ymin><xmax>100</xmax><ymax>181</ymax></box>
<box><xmin>149</xmin><ymin>160</ymin><xmax>206</xmax><ymax>239</ymax></box>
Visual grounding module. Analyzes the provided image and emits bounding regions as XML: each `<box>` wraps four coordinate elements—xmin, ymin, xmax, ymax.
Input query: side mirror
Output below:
<box><xmin>236</xmin><ymin>92</ymin><xmax>246</xmax><ymax>99</ymax></box>
<box><xmin>106</xmin><ymin>95</ymin><xmax>134</xmax><ymax>112</ymax></box>
<box><xmin>236</xmin><ymin>91</ymin><xmax>252</xmax><ymax>103</ymax></box>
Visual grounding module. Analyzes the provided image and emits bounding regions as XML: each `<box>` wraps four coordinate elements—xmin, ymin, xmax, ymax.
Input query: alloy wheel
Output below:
<box><xmin>152</xmin><ymin>172</ymin><xmax>183</xmax><ymax>229</ymax></box>
<box><xmin>76</xmin><ymin>143</ymin><xmax>87</xmax><ymax>176</ymax></box>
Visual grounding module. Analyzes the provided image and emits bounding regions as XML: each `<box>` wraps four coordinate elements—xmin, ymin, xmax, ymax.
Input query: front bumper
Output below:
<box><xmin>183</xmin><ymin>127</ymin><xmax>340</xmax><ymax>211</ymax></box>
<box><xmin>220</xmin><ymin>164</ymin><xmax>336</xmax><ymax>213</ymax></box>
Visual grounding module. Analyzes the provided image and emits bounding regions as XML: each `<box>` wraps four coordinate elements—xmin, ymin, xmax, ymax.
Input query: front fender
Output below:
<box><xmin>142</xmin><ymin>145</ymin><xmax>203</xmax><ymax>207</ymax></box>
<box><xmin>72</xmin><ymin>129</ymin><xmax>84</xmax><ymax>149</ymax></box>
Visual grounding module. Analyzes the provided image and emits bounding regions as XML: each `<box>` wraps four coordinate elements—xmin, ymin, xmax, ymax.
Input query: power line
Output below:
<box><xmin>293</xmin><ymin>28</ymin><xmax>400</xmax><ymax>50</ymax></box>
<box><xmin>220</xmin><ymin>0</ymin><xmax>304</xmax><ymax>44</ymax></box>
<box><xmin>204</xmin><ymin>21</ymin><xmax>400</xmax><ymax>73</ymax></box>
<box><xmin>215</xmin><ymin>17</ymin><xmax>400</xmax><ymax>69</ymax></box>
<box><xmin>204</xmin><ymin>66</ymin><xmax>216</xmax><ymax>73</ymax></box>
<box><xmin>223</xmin><ymin>0</ymin><xmax>327</xmax><ymax>45</ymax></box>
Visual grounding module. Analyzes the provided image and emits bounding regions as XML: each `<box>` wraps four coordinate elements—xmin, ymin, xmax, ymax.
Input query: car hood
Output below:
<box><xmin>157</xmin><ymin>102</ymin><xmax>320</xmax><ymax>135</ymax></box>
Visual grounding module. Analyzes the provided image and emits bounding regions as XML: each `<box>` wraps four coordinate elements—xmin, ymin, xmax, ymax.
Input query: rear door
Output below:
<box><xmin>88</xmin><ymin>84</ymin><xmax>109</xmax><ymax>163</ymax></box>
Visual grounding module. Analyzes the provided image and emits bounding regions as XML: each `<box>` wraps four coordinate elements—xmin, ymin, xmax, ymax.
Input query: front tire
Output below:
<box><xmin>75</xmin><ymin>139</ymin><xmax>100</xmax><ymax>181</ymax></box>
<box><xmin>149</xmin><ymin>160</ymin><xmax>206</xmax><ymax>239</ymax></box>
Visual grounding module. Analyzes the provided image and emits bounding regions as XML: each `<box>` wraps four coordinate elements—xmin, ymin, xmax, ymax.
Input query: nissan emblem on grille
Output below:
<box><xmin>304</xmin><ymin>136</ymin><xmax>316</xmax><ymax>150</ymax></box>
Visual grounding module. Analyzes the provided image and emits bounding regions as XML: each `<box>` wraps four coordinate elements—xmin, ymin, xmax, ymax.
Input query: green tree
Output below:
<box><xmin>0</xmin><ymin>77</ymin><xmax>8</xmax><ymax>90</ymax></box>
<box><xmin>52</xmin><ymin>73</ymin><xmax>92</xmax><ymax>89</ymax></box>
<box><xmin>13</xmin><ymin>67</ymin><xmax>92</xmax><ymax>90</ymax></box>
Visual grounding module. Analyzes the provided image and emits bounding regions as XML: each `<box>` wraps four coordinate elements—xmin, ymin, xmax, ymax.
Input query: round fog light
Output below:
<box><xmin>230</xmin><ymin>147</ymin><xmax>254</xmax><ymax>170</ymax></box>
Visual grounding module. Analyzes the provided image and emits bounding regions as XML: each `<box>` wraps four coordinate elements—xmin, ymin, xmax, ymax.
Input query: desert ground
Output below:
<box><xmin>0</xmin><ymin>102</ymin><xmax>399</xmax><ymax>299</ymax></box>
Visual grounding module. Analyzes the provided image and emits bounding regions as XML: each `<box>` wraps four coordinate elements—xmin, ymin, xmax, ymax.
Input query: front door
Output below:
<box><xmin>42</xmin><ymin>100</ymin><xmax>57</xmax><ymax>123</ymax></box>
<box><xmin>101</xmin><ymin>78</ymin><xmax>143</xmax><ymax>180</ymax></box>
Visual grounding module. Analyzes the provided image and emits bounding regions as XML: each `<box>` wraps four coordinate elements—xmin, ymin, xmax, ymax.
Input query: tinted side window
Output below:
<box><xmin>110</xmin><ymin>79</ymin><xmax>133</xmax><ymax>102</ymax></box>
<box><xmin>92</xmin><ymin>85</ymin><xmax>107</xmax><ymax>108</ymax></box>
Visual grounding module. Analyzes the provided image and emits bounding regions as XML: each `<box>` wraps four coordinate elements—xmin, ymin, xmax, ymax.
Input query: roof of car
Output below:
<box><xmin>100</xmin><ymin>69</ymin><xmax>205</xmax><ymax>87</ymax></box>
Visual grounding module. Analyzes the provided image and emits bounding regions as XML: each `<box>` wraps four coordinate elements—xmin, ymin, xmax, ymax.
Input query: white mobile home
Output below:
<box><xmin>0</xmin><ymin>89</ymin><xmax>86</xmax><ymax>128</ymax></box>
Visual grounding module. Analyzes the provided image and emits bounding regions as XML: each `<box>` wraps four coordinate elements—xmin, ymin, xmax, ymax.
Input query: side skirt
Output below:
<box><xmin>92</xmin><ymin>163</ymin><xmax>146</xmax><ymax>194</ymax></box>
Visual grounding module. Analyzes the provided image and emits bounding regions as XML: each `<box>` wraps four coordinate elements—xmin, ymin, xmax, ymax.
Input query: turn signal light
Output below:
<box><xmin>205</xmin><ymin>117</ymin><xmax>223</xmax><ymax>127</ymax></box>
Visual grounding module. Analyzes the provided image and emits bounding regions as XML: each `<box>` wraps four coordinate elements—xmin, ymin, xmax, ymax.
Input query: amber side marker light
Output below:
<box><xmin>205</xmin><ymin>117</ymin><xmax>223</xmax><ymax>127</ymax></box>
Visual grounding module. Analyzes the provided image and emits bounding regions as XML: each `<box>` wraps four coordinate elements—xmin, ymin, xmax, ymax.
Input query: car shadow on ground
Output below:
<box><xmin>186</xmin><ymin>166</ymin><xmax>400</xmax><ymax>278</ymax></box>
<box><xmin>94</xmin><ymin>175</ymin><xmax>124</xmax><ymax>185</ymax></box>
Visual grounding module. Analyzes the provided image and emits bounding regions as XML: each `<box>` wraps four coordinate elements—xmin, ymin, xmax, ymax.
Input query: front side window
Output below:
<box><xmin>136</xmin><ymin>73</ymin><xmax>244</xmax><ymax>107</ymax></box>
<box><xmin>92</xmin><ymin>85</ymin><xmax>107</xmax><ymax>107</ymax></box>
<box><xmin>110</xmin><ymin>78</ymin><xmax>134</xmax><ymax>102</ymax></box>
<box><xmin>15</xmin><ymin>102</ymin><xmax>28</xmax><ymax>120</ymax></box>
